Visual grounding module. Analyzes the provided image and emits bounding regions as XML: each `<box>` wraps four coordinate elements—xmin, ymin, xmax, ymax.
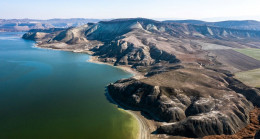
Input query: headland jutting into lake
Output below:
<box><xmin>22</xmin><ymin>18</ymin><xmax>260</xmax><ymax>138</ymax></box>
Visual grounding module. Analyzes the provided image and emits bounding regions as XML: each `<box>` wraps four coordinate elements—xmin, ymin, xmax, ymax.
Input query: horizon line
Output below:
<box><xmin>1</xmin><ymin>17</ymin><xmax>260</xmax><ymax>22</ymax></box>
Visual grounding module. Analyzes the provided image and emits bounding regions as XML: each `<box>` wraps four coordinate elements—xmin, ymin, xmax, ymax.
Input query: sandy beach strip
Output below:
<box><xmin>88</xmin><ymin>56</ymin><xmax>151</xmax><ymax>139</ymax></box>
<box><xmin>35</xmin><ymin>44</ymin><xmax>144</xmax><ymax>80</ymax></box>
<box><xmin>105</xmin><ymin>91</ymin><xmax>151</xmax><ymax>139</ymax></box>
<box><xmin>87</xmin><ymin>56</ymin><xmax>144</xmax><ymax>79</ymax></box>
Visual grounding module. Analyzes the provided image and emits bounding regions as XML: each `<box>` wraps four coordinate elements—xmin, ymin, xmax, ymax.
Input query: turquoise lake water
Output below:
<box><xmin>0</xmin><ymin>32</ymin><xmax>139</xmax><ymax>139</ymax></box>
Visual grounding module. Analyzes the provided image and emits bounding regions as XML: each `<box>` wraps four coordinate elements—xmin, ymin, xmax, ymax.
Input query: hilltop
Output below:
<box><xmin>22</xmin><ymin>18</ymin><xmax>260</xmax><ymax>138</ymax></box>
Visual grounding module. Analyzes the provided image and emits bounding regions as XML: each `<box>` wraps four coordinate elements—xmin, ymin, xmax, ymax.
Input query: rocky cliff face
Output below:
<box><xmin>22</xmin><ymin>28</ymin><xmax>65</xmax><ymax>41</ymax></box>
<box><xmin>22</xmin><ymin>18</ymin><xmax>260</xmax><ymax>138</ymax></box>
<box><xmin>108</xmin><ymin>68</ymin><xmax>255</xmax><ymax>137</ymax></box>
<box><xmin>22</xmin><ymin>18</ymin><xmax>260</xmax><ymax>70</ymax></box>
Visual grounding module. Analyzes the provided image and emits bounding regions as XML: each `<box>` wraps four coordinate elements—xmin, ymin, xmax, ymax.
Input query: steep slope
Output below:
<box><xmin>23</xmin><ymin>18</ymin><xmax>260</xmax><ymax>70</ymax></box>
<box><xmin>22</xmin><ymin>28</ymin><xmax>65</xmax><ymax>41</ymax></box>
<box><xmin>22</xmin><ymin>18</ymin><xmax>260</xmax><ymax>138</ymax></box>
<box><xmin>108</xmin><ymin>67</ymin><xmax>256</xmax><ymax>137</ymax></box>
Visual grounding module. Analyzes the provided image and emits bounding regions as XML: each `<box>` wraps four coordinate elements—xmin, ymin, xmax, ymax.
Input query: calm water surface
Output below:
<box><xmin>0</xmin><ymin>32</ymin><xmax>139</xmax><ymax>139</ymax></box>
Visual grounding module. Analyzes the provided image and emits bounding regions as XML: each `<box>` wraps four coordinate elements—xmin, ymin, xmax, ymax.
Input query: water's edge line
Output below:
<box><xmin>32</xmin><ymin>43</ymin><xmax>149</xmax><ymax>139</ymax></box>
<box><xmin>105</xmin><ymin>91</ymin><xmax>150</xmax><ymax>139</ymax></box>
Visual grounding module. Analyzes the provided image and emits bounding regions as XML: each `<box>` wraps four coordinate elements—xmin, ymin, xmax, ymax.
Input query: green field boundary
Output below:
<box><xmin>235</xmin><ymin>68</ymin><xmax>260</xmax><ymax>88</ymax></box>
<box><xmin>234</xmin><ymin>48</ymin><xmax>260</xmax><ymax>61</ymax></box>
<box><xmin>233</xmin><ymin>48</ymin><xmax>260</xmax><ymax>87</ymax></box>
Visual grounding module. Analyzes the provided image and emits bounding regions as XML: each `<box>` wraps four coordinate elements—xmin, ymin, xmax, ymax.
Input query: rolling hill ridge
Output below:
<box><xmin>22</xmin><ymin>18</ymin><xmax>260</xmax><ymax>138</ymax></box>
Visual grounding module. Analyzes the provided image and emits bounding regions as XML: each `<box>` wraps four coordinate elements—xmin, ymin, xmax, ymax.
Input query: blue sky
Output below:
<box><xmin>1</xmin><ymin>0</ymin><xmax>260</xmax><ymax>21</ymax></box>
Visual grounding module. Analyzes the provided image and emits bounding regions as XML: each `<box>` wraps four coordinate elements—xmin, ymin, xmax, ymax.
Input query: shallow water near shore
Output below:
<box><xmin>0</xmin><ymin>32</ymin><xmax>139</xmax><ymax>139</ymax></box>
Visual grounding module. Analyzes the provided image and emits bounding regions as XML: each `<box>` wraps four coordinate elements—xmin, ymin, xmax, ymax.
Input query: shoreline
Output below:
<box><xmin>34</xmin><ymin>44</ymin><xmax>144</xmax><ymax>79</ymax></box>
<box><xmin>33</xmin><ymin>43</ymin><xmax>150</xmax><ymax>139</ymax></box>
<box><xmin>86</xmin><ymin>54</ymin><xmax>151</xmax><ymax>139</ymax></box>
<box><xmin>87</xmin><ymin>56</ymin><xmax>144</xmax><ymax>80</ymax></box>
<box><xmin>106</xmin><ymin>91</ymin><xmax>151</xmax><ymax>139</ymax></box>
<box><xmin>106</xmin><ymin>89</ymin><xmax>166</xmax><ymax>139</ymax></box>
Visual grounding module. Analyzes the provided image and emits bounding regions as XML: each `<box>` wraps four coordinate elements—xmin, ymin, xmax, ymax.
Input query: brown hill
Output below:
<box><xmin>22</xmin><ymin>18</ymin><xmax>260</xmax><ymax>138</ymax></box>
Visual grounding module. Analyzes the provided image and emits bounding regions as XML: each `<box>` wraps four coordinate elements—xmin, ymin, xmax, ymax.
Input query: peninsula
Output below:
<box><xmin>23</xmin><ymin>18</ymin><xmax>260</xmax><ymax>138</ymax></box>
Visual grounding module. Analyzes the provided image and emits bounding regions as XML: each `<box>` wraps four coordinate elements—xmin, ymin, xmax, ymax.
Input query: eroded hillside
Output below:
<box><xmin>22</xmin><ymin>18</ymin><xmax>260</xmax><ymax>138</ymax></box>
<box><xmin>108</xmin><ymin>67</ymin><xmax>257</xmax><ymax>137</ymax></box>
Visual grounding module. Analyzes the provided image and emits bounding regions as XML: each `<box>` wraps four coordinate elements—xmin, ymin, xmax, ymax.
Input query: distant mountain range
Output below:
<box><xmin>1</xmin><ymin>18</ymin><xmax>260</xmax><ymax>32</ymax></box>
<box><xmin>164</xmin><ymin>20</ymin><xmax>260</xmax><ymax>31</ymax></box>
<box><xmin>0</xmin><ymin>18</ymin><xmax>103</xmax><ymax>32</ymax></box>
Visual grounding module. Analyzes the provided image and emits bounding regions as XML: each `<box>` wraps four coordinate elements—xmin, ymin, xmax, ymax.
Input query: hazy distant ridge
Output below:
<box><xmin>0</xmin><ymin>18</ymin><xmax>103</xmax><ymax>32</ymax></box>
<box><xmin>2</xmin><ymin>18</ymin><xmax>260</xmax><ymax>32</ymax></box>
<box><xmin>164</xmin><ymin>20</ymin><xmax>260</xmax><ymax>31</ymax></box>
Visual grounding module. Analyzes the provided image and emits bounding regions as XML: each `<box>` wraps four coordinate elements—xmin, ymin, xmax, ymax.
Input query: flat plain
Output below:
<box><xmin>234</xmin><ymin>48</ymin><xmax>260</xmax><ymax>61</ymax></box>
<box><xmin>235</xmin><ymin>68</ymin><xmax>260</xmax><ymax>87</ymax></box>
<box><xmin>234</xmin><ymin>48</ymin><xmax>260</xmax><ymax>87</ymax></box>
<box><xmin>210</xmin><ymin>49</ymin><xmax>260</xmax><ymax>72</ymax></box>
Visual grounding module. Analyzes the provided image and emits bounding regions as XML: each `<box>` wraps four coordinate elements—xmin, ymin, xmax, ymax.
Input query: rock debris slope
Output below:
<box><xmin>23</xmin><ymin>18</ymin><xmax>260</xmax><ymax>70</ymax></box>
<box><xmin>108</xmin><ymin>68</ymin><xmax>254</xmax><ymax>137</ymax></box>
<box><xmin>23</xmin><ymin>18</ymin><xmax>260</xmax><ymax>138</ymax></box>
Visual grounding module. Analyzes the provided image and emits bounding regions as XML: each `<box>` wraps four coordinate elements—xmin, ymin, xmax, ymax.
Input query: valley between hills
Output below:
<box><xmin>23</xmin><ymin>18</ymin><xmax>260</xmax><ymax>139</ymax></box>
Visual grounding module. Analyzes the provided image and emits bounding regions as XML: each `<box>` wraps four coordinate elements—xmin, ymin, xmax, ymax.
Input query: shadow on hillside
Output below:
<box><xmin>104</xmin><ymin>87</ymin><xmax>160</xmax><ymax>122</ymax></box>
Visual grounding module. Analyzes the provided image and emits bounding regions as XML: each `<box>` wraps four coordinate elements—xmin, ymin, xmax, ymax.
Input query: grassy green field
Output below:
<box><xmin>235</xmin><ymin>68</ymin><xmax>260</xmax><ymax>88</ymax></box>
<box><xmin>234</xmin><ymin>48</ymin><xmax>260</xmax><ymax>61</ymax></box>
<box><xmin>234</xmin><ymin>48</ymin><xmax>260</xmax><ymax>87</ymax></box>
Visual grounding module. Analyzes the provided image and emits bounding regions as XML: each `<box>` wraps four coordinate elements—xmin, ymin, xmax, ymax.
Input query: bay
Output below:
<box><xmin>0</xmin><ymin>32</ymin><xmax>139</xmax><ymax>139</ymax></box>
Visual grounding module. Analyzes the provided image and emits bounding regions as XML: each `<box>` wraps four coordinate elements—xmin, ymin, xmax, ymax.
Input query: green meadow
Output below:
<box><xmin>234</xmin><ymin>48</ymin><xmax>260</xmax><ymax>87</ymax></box>
<box><xmin>234</xmin><ymin>48</ymin><xmax>260</xmax><ymax>61</ymax></box>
